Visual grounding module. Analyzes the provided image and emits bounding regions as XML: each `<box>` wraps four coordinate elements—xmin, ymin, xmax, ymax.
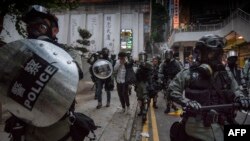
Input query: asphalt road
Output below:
<box><xmin>131</xmin><ymin>91</ymin><xmax>250</xmax><ymax>141</ymax></box>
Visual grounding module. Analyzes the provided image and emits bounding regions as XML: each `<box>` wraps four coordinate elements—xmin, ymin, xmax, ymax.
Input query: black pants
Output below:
<box><xmin>117</xmin><ymin>83</ymin><xmax>130</xmax><ymax>108</ymax></box>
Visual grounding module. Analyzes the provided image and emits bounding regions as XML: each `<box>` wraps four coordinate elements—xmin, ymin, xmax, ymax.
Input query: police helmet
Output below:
<box><xmin>195</xmin><ymin>34</ymin><xmax>225</xmax><ymax>52</ymax></box>
<box><xmin>22</xmin><ymin>5</ymin><xmax>58</xmax><ymax>26</ymax></box>
<box><xmin>111</xmin><ymin>53</ymin><xmax>116</xmax><ymax>60</ymax></box>
<box><xmin>101</xmin><ymin>48</ymin><xmax>110</xmax><ymax>57</ymax></box>
<box><xmin>194</xmin><ymin>34</ymin><xmax>225</xmax><ymax>63</ymax></box>
<box><xmin>163</xmin><ymin>49</ymin><xmax>174</xmax><ymax>61</ymax></box>
<box><xmin>138</xmin><ymin>51</ymin><xmax>147</xmax><ymax>63</ymax></box>
<box><xmin>227</xmin><ymin>50</ymin><xmax>238</xmax><ymax>64</ymax></box>
<box><xmin>22</xmin><ymin>5</ymin><xmax>58</xmax><ymax>39</ymax></box>
<box><xmin>227</xmin><ymin>50</ymin><xmax>238</xmax><ymax>59</ymax></box>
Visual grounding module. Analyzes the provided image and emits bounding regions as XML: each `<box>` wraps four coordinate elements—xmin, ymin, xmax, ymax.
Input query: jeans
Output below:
<box><xmin>96</xmin><ymin>79</ymin><xmax>111</xmax><ymax>104</ymax></box>
<box><xmin>117</xmin><ymin>83</ymin><xmax>130</xmax><ymax>108</ymax></box>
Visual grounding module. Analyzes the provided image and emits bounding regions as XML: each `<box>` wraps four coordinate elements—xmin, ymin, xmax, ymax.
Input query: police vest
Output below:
<box><xmin>185</xmin><ymin>68</ymin><xmax>235</xmax><ymax>107</ymax></box>
<box><xmin>163</xmin><ymin>60</ymin><xmax>181</xmax><ymax>79</ymax></box>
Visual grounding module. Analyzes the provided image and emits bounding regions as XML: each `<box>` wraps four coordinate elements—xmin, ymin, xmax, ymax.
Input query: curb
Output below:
<box><xmin>124</xmin><ymin>102</ymin><xmax>139</xmax><ymax>141</ymax></box>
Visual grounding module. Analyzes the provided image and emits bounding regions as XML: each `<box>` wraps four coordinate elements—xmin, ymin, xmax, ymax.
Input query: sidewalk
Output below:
<box><xmin>0</xmin><ymin>77</ymin><xmax>138</xmax><ymax>141</ymax></box>
<box><xmin>76</xmin><ymin>79</ymin><xmax>138</xmax><ymax>141</ymax></box>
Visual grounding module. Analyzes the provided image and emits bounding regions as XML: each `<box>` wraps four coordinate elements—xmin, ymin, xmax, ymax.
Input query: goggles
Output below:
<box><xmin>196</xmin><ymin>37</ymin><xmax>226</xmax><ymax>48</ymax></box>
<box><xmin>28</xmin><ymin>5</ymin><xmax>49</xmax><ymax>15</ymax></box>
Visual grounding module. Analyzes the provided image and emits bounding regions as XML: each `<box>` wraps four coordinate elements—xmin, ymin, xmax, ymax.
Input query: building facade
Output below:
<box><xmin>0</xmin><ymin>0</ymin><xmax>150</xmax><ymax>60</ymax></box>
<box><xmin>167</xmin><ymin>0</ymin><xmax>250</xmax><ymax>66</ymax></box>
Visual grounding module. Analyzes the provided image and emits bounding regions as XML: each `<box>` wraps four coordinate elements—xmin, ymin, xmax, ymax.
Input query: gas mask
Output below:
<box><xmin>26</xmin><ymin>18</ymin><xmax>52</xmax><ymax>39</ymax></box>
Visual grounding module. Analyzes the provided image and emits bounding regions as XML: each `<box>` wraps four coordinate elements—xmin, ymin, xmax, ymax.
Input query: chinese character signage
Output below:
<box><xmin>173</xmin><ymin>0</ymin><xmax>179</xmax><ymax>29</ymax></box>
<box><xmin>87</xmin><ymin>14</ymin><xmax>99</xmax><ymax>52</ymax></box>
<box><xmin>104</xmin><ymin>14</ymin><xmax>115</xmax><ymax>51</ymax></box>
<box><xmin>8</xmin><ymin>53</ymin><xmax>58</xmax><ymax>110</ymax></box>
<box><xmin>70</xmin><ymin>14</ymin><xmax>85</xmax><ymax>46</ymax></box>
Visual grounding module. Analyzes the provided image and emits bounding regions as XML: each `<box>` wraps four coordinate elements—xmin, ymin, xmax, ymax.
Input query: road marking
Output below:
<box><xmin>150</xmin><ymin>99</ymin><xmax>160</xmax><ymax>141</ymax></box>
<box><xmin>141</xmin><ymin>112</ymin><xmax>149</xmax><ymax>141</ymax></box>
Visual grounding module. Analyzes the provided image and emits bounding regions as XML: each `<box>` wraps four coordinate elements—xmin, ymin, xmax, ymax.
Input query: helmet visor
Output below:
<box><xmin>196</xmin><ymin>37</ymin><xmax>225</xmax><ymax>48</ymax></box>
<box><xmin>28</xmin><ymin>5</ymin><xmax>49</xmax><ymax>14</ymax></box>
<box><xmin>139</xmin><ymin>54</ymin><xmax>147</xmax><ymax>62</ymax></box>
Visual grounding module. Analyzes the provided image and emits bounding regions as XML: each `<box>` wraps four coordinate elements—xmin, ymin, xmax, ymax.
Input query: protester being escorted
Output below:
<box><xmin>226</xmin><ymin>50</ymin><xmax>248</xmax><ymax>96</ymax></box>
<box><xmin>158</xmin><ymin>49</ymin><xmax>183</xmax><ymax>113</ymax></box>
<box><xmin>125</xmin><ymin>51</ymin><xmax>134</xmax><ymax>95</ymax></box>
<box><xmin>95</xmin><ymin>48</ymin><xmax>114</xmax><ymax>109</ymax></box>
<box><xmin>113</xmin><ymin>52</ymin><xmax>133</xmax><ymax>113</ymax></box>
<box><xmin>168</xmin><ymin>34</ymin><xmax>250</xmax><ymax>141</ymax></box>
<box><xmin>1</xmin><ymin>5</ymin><xmax>98</xmax><ymax>141</ymax></box>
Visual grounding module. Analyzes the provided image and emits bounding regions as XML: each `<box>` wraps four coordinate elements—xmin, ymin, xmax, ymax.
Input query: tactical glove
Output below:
<box><xmin>235</xmin><ymin>96</ymin><xmax>250</xmax><ymax>111</ymax></box>
<box><xmin>185</xmin><ymin>100</ymin><xmax>201</xmax><ymax>111</ymax></box>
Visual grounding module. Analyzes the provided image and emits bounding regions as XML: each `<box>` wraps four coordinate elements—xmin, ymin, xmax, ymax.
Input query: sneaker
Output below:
<box><xmin>121</xmin><ymin>108</ymin><xmax>126</xmax><ymax>113</ymax></box>
<box><xmin>164</xmin><ymin>108</ymin><xmax>170</xmax><ymax>114</ymax></box>
<box><xmin>106</xmin><ymin>103</ymin><xmax>110</xmax><ymax>107</ymax></box>
<box><xmin>172</xmin><ymin>104</ymin><xmax>178</xmax><ymax>111</ymax></box>
<box><xmin>126</xmin><ymin>106</ymin><xmax>130</xmax><ymax>114</ymax></box>
<box><xmin>96</xmin><ymin>103</ymin><xmax>102</xmax><ymax>109</ymax></box>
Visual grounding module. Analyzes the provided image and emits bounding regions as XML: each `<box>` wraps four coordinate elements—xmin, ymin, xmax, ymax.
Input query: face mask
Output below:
<box><xmin>27</xmin><ymin>20</ymin><xmax>52</xmax><ymax>39</ymax></box>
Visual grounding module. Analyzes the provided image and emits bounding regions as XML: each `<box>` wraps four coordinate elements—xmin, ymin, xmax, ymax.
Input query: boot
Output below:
<box><xmin>138</xmin><ymin>106</ymin><xmax>143</xmax><ymax>116</ymax></box>
<box><xmin>96</xmin><ymin>102</ymin><xmax>102</xmax><ymax>109</ymax></box>
<box><xmin>106</xmin><ymin>102</ymin><xmax>110</xmax><ymax>107</ymax></box>
<box><xmin>164</xmin><ymin>104</ymin><xmax>170</xmax><ymax>113</ymax></box>
<box><xmin>153</xmin><ymin>102</ymin><xmax>158</xmax><ymax>109</ymax></box>
<box><xmin>172</xmin><ymin>103</ymin><xmax>178</xmax><ymax>111</ymax></box>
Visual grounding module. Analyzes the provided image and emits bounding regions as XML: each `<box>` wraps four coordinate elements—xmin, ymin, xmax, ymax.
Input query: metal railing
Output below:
<box><xmin>168</xmin><ymin>8</ymin><xmax>250</xmax><ymax>46</ymax></box>
<box><xmin>173</xmin><ymin>8</ymin><xmax>250</xmax><ymax>33</ymax></box>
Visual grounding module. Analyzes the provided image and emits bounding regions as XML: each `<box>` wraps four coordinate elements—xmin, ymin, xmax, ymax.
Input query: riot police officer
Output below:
<box><xmin>158</xmin><ymin>49</ymin><xmax>183</xmax><ymax>113</ymax></box>
<box><xmin>226</xmin><ymin>50</ymin><xmax>248</xmax><ymax>96</ymax></box>
<box><xmin>95</xmin><ymin>48</ymin><xmax>114</xmax><ymax>109</ymax></box>
<box><xmin>169</xmin><ymin>34</ymin><xmax>250</xmax><ymax>141</ymax></box>
<box><xmin>135</xmin><ymin>51</ymin><xmax>152</xmax><ymax>118</ymax></box>
<box><xmin>2</xmin><ymin>5</ymin><xmax>88</xmax><ymax>141</ymax></box>
<box><xmin>22</xmin><ymin>5</ymin><xmax>83</xmax><ymax>79</ymax></box>
<box><xmin>150</xmin><ymin>56</ymin><xmax>161</xmax><ymax>108</ymax></box>
<box><xmin>243</xmin><ymin>58</ymin><xmax>250</xmax><ymax>96</ymax></box>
